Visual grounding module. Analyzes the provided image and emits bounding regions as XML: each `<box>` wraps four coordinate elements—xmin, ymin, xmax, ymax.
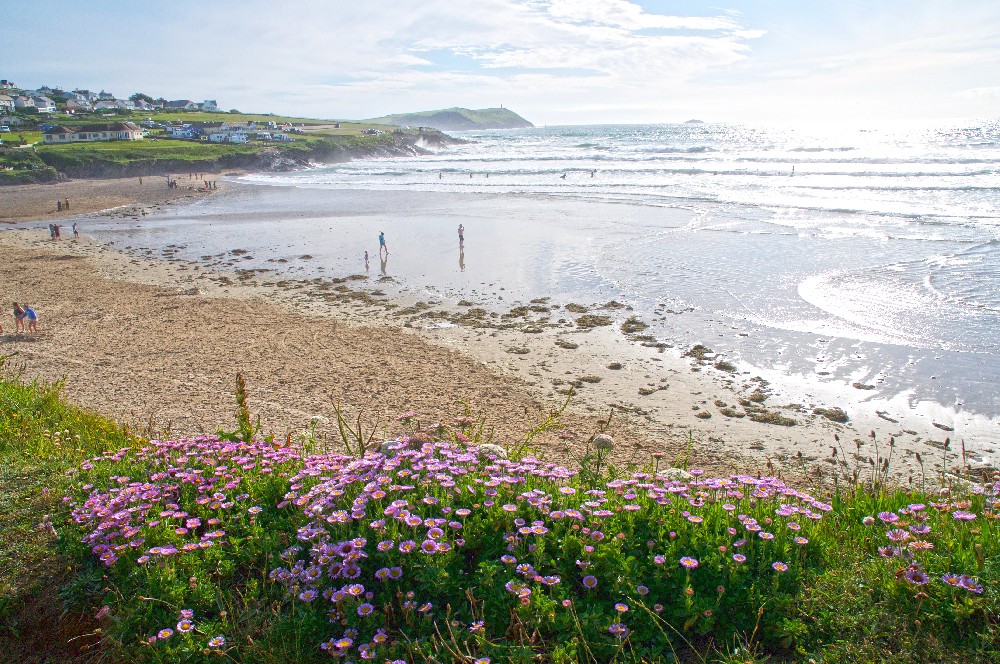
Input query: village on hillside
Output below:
<box><xmin>0</xmin><ymin>79</ymin><xmax>327</xmax><ymax>147</ymax></box>
<box><xmin>0</xmin><ymin>78</ymin><xmax>222</xmax><ymax>116</ymax></box>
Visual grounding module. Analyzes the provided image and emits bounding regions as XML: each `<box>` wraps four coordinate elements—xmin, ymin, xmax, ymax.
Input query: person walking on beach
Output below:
<box><xmin>64</xmin><ymin>198</ymin><xmax>70</xmax><ymax>210</ymax></box>
<box><xmin>13</xmin><ymin>302</ymin><xmax>24</xmax><ymax>333</ymax></box>
<box><xmin>57</xmin><ymin>200</ymin><xmax>62</xmax><ymax>212</ymax></box>
<box><xmin>379</xmin><ymin>231</ymin><xmax>388</xmax><ymax>258</ymax></box>
<box><xmin>23</xmin><ymin>305</ymin><xmax>38</xmax><ymax>333</ymax></box>
<box><xmin>458</xmin><ymin>224</ymin><xmax>464</xmax><ymax>247</ymax></box>
<box><xmin>72</xmin><ymin>222</ymin><xmax>79</xmax><ymax>238</ymax></box>
<box><xmin>364</xmin><ymin>250</ymin><xmax>370</xmax><ymax>270</ymax></box>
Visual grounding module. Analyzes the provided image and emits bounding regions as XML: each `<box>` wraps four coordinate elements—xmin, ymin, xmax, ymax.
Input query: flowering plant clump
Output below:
<box><xmin>264</xmin><ymin>439</ymin><xmax>828</xmax><ymax>661</ymax></box>
<box><xmin>66</xmin><ymin>435</ymin><xmax>305</xmax><ymax>657</ymax></box>
<box><xmin>62</xmin><ymin>424</ymin><xmax>998</xmax><ymax>662</ymax></box>
<box><xmin>855</xmin><ymin>485</ymin><xmax>998</xmax><ymax>613</ymax></box>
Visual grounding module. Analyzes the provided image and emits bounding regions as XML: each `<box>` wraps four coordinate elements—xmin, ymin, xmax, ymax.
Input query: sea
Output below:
<box><xmin>88</xmin><ymin>119</ymin><xmax>1000</xmax><ymax>434</ymax></box>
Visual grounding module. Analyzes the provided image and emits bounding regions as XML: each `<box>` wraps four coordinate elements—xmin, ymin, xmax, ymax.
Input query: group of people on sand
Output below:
<box><xmin>8</xmin><ymin>302</ymin><xmax>39</xmax><ymax>334</ymax></box>
<box><xmin>48</xmin><ymin>222</ymin><xmax>78</xmax><ymax>240</ymax></box>
<box><xmin>55</xmin><ymin>197</ymin><xmax>70</xmax><ymax>211</ymax></box>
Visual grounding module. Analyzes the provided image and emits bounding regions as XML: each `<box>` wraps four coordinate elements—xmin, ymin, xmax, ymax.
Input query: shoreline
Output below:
<box><xmin>1</xmin><ymin>174</ymin><xmax>990</xmax><ymax>485</ymax></box>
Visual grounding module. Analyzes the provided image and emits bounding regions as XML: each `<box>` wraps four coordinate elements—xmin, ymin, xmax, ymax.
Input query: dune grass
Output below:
<box><xmin>0</xmin><ymin>362</ymin><xmax>997</xmax><ymax>663</ymax></box>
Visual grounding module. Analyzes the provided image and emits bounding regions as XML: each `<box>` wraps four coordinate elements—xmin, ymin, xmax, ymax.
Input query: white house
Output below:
<box><xmin>0</xmin><ymin>95</ymin><xmax>13</xmax><ymax>112</ymax></box>
<box><xmin>200</xmin><ymin>99</ymin><xmax>219</xmax><ymax>112</ymax></box>
<box><xmin>43</xmin><ymin>122</ymin><xmax>144</xmax><ymax>144</ymax></box>
<box><xmin>166</xmin><ymin>125</ymin><xmax>196</xmax><ymax>139</ymax></box>
<box><xmin>72</xmin><ymin>89</ymin><xmax>99</xmax><ymax>102</ymax></box>
<box><xmin>31</xmin><ymin>96</ymin><xmax>57</xmax><ymax>113</ymax></box>
<box><xmin>165</xmin><ymin>99</ymin><xmax>198</xmax><ymax>110</ymax></box>
<box><xmin>94</xmin><ymin>99</ymin><xmax>135</xmax><ymax>111</ymax></box>
<box><xmin>66</xmin><ymin>98</ymin><xmax>92</xmax><ymax>111</ymax></box>
<box><xmin>13</xmin><ymin>96</ymin><xmax>35</xmax><ymax>110</ymax></box>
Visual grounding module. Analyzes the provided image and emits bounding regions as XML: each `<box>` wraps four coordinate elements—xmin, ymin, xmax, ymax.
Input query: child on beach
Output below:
<box><xmin>23</xmin><ymin>305</ymin><xmax>38</xmax><ymax>333</ymax></box>
<box><xmin>365</xmin><ymin>250</ymin><xmax>370</xmax><ymax>270</ymax></box>
<box><xmin>458</xmin><ymin>224</ymin><xmax>464</xmax><ymax>246</ymax></box>
<box><xmin>73</xmin><ymin>222</ymin><xmax>79</xmax><ymax>238</ymax></box>
<box><xmin>13</xmin><ymin>302</ymin><xmax>24</xmax><ymax>332</ymax></box>
<box><xmin>379</xmin><ymin>231</ymin><xmax>388</xmax><ymax>258</ymax></box>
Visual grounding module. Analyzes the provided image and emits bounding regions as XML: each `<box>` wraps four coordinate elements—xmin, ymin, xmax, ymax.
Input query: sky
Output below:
<box><xmin>2</xmin><ymin>0</ymin><xmax>998</xmax><ymax>125</ymax></box>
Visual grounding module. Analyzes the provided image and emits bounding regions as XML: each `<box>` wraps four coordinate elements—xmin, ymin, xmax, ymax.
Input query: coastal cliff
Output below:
<box><xmin>9</xmin><ymin>128</ymin><xmax>461</xmax><ymax>182</ymax></box>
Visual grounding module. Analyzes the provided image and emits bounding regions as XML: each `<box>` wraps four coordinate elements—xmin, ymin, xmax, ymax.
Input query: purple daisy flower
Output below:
<box><xmin>941</xmin><ymin>572</ymin><xmax>961</xmax><ymax>586</ymax></box>
<box><xmin>680</xmin><ymin>556</ymin><xmax>699</xmax><ymax>569</ymax></box>
<box><xmin>959</xmin><ymin>575</ymin><xmax>984</xmax><ymax>594</ymax></box>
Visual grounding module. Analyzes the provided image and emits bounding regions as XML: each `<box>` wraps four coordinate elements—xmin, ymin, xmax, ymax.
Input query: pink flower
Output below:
<box><xmin>680</xmin><ymin>556</ymin><xmax>699</xmax><ymax>569</ymax></box>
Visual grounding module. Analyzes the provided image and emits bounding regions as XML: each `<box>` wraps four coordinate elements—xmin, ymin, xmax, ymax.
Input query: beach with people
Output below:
<box><xmin>2</xmin><ymin>122</ymin><xmax>995</xmax><ymax>486</ymax></box>
<box><xmin>0</xmin><ymin>173</ymin><xmax>232</xmax><ymax>224</ymax></box>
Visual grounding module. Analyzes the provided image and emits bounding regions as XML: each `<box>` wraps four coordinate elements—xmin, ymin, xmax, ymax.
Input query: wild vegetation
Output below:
<box><xmin>0</xmin><ymin>362</ymin><xmax>997</xmax><ymax>662</ymax></box>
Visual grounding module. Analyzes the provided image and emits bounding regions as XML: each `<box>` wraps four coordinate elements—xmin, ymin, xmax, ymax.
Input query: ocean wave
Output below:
<box><xmin>789</xmin><ymin>147</ymin><xmax>858</xmax><ymax>152</ymax></box>
<box><xmin>643</xmin><ymin>146</ymin><xmax>715</xmax><ymax>154</ymax></box>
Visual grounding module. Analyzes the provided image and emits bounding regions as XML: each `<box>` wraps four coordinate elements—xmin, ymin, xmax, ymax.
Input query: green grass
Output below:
<box><xmin>31</xmin><ymin>132</ymin><xmax>396</xmax><ymax>175</ymax></box>
<box><xmin>0</xmin><ymin>130</ymin><xmax>43</xmax><ymax>145</ymax></box>
<box><xmin>0</xmin><ymin>362</ymin><xmax>996</xmax><ymax>663</ymax></box>
<box><xmin>36</xmin><ymin>138</ymin><xmax>263</xmax><ymax>164</ymax></box>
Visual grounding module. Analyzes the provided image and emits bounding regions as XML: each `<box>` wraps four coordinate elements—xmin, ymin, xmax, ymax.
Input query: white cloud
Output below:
<box><xmin>6</xmin><ymin>0</ymin><xmax>999</xmax><ymax>122</ymax></box>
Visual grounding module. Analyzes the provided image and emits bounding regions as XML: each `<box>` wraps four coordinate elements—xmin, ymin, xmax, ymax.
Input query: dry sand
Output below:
<box><xmin>0</xmin><ymin>230</ymin><xmax>707</xmax><ymax>473</ymax></box>
<box><xmin>0</xmin><ymin>179</ymin><xmax>988</xmax><ymax>486</ymax></box>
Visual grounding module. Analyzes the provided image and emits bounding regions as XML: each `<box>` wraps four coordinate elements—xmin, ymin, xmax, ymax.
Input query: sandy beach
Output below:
<box><xmin>2</xmin><ymin>176</ymin><xmax>989</xmax><ymax>490</ymax></box>
<box><xmin>0</xmin><ymin>173</ymin><xmax>231</xmax><ymax>223</ymax></box>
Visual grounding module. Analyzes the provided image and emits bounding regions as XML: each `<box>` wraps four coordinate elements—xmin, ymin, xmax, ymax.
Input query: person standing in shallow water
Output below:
<box><xmin>458</xmin><ymin>224</ymin><xmax>464</xmax><ymax>247</ymax></box>
<box><xmin>379</xmin><ymin>231</ymin><xmax>388</xmax><ymax>258</ymax></box>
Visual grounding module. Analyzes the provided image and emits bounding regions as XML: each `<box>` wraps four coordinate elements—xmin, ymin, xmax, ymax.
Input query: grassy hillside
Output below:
<box><xmin>368</xmin><ymin>106</ymin><xmax>533</xmax><ymax>131</ymax></box>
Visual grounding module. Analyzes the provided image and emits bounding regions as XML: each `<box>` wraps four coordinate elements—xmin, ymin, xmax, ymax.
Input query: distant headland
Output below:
<box><xmin>366</xmin><ymin>107</ymin><xmax>534</xmax><ymax>131</ymax></box>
